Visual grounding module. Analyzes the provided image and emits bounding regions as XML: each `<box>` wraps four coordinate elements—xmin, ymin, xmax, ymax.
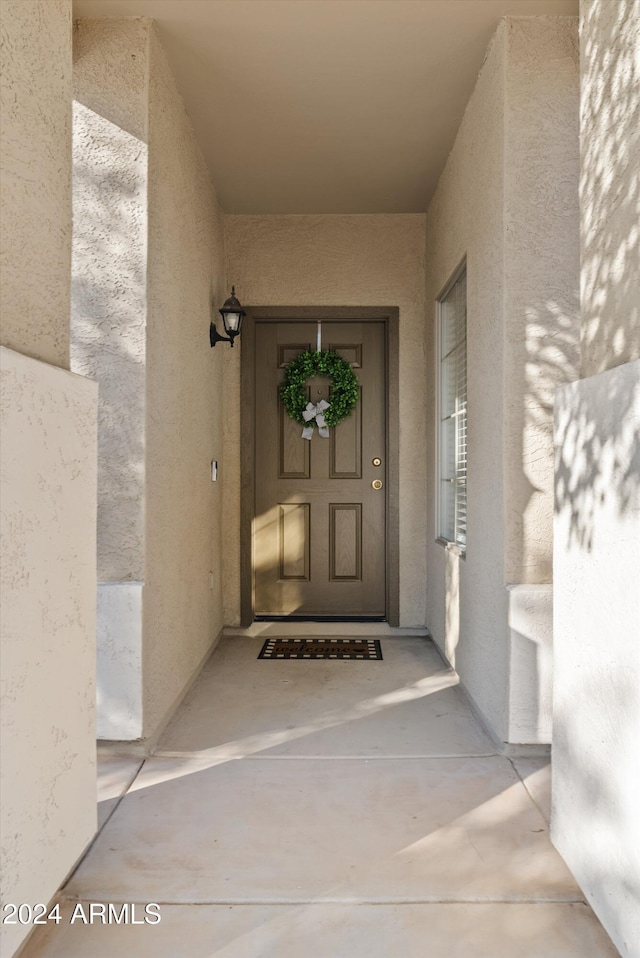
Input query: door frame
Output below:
<box><xmin>240</xmin><ymin>306</ymin><xmax>400</xmax><ymax>627</ymax></box>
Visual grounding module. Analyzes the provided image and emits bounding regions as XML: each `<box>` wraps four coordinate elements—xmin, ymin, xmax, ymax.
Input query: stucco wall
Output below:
<box><xmin>503</xmin><ymin>17</ymin><xmax>580</xmax><ymax>585</ymax></box>
<box><xmin>424</xmin><ymin>24</ymin><xmax>507</xmax><ymax>735</ymax></box>
<box><xmin>72</xmin><ymin>18</ymin><xmax>148</xmax><ymax>740</ymax></box>
<box><xmin>507</xmin><ymin>585</ymin><xmax>553</xmax><ymax>743</ymax></box>
<box><xmin>72</xmin><ymin>19</ymin><xmax>226</xmax><ymax>740</ymax></box>
<box><xmin>424</xmin><ymin>18</ymin><xmax>579</xmax><ymax>740</ymax></box>
<box><xmin>224</xmin><ymin>213</ymin><xmax>427</xmax><ymax>628</ymax></box>
<box><xmin>72</xmin><ymin>19</ymin><xmax>148</xmax><ymax>583</ymax></box>
<box><xmin>1</xmin><ymin>6</ymin><xmax>100</xmax><ymax>955</ymax></box>
<box><xmin>0</xmin><ymin>0</ymin><xmax>72</xmax><ymax>368</ymax></box>
<box><xmin>143</xmin><ymin>24</ymin><xmax>226</xmax><ymax>736</ymax></box>
<box><xmin>0</xmin><ymin>347</ymin><xmax>98</xmax><ymax>958</ymax></box>
<box><xmin>553</xmin><ymin>361</ymin><xmax>640</xmax><ymax>958</ymax></box>
<box><xmin>96</xmin><ymin>583</ymin><xmax>143</xmax><ymax>739</ymax></box>
<box><xmin>580</xmin><ymin>0</ymin><xmax>640</xmax><ymax>378</ymax></box>
<box><xmin>551</xmin><ymin>3</ymin><xmax>640</xmax><ymax>954</ymax></box>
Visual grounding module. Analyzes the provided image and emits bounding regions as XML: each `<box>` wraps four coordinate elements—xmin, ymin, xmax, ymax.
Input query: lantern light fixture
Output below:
<box><xmin>210</xmin><ymin>286</ymin><xmax>246</xmax><ymax>347</ymax></box>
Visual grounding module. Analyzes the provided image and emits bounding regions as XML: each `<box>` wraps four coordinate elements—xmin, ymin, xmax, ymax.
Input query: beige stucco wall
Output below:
<box><xmin>72</xmin><ymin>19</ymin><xmax>226</xmax><ymax>740</ymax></box>
<box><xmin>0</xmin><ymin>348</ymin><xmax>98</xmax><ymax>958</ymax></box>
<box><xmin>424</xmin><ymin>18</ymin><xmax>579</xmax><ymax>740</ymax></box>
<box><xmin>1</xmin><ymin>6</ymin><xmax>100</xmax><ymax>956</ymax></box>
<box><xmin>552</xmin><ymin>4</ymin><xmax>640</xmax><ymax>955</ymax></box>
<box><xmin>580</xmin><ymin>0</ymin><xmax>640</xmax><ymax>378</ymax></box>
<box><xmin>72</xmin><ymin>19</ymin><xmax>148</xmax><ymax>583</ymax></box>
<box><xmin>553</xmin><ymin>362</ymin><xmax>640</xmax><ymax>958</ymax></box>
<box><xmin>0</xmin><ymin>0</ymin><xmax>72</xmax><ymax>368</ymax></box>
<box><xmin>425</xmin><ymin>24</ymin><xmax>507</xmax><ymax>734</ymax></box>
<box><xmin>72</xmin><ymin>18</ymin><xmax>148</xmax><ymax>739</ymax></box>
<box><xmin>143</xmin><ymin>24</ymin><xmax>226</xmax><ymax>736</ymax></box>
<box><xmin>224</xmin><ymin>213</ymin><xmax>427</xmax><ymax>628</ymax></box>
<box><xmin>503</xmin><ymin>17</ymin><xmax>580</xmax><ymax>585</ymax></box>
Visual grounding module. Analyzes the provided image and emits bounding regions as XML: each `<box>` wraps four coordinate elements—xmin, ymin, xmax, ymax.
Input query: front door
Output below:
<box><xmin>253</xmin><ymin>320</ymin><xmax>387</xmax><ymax>618</ymax></box>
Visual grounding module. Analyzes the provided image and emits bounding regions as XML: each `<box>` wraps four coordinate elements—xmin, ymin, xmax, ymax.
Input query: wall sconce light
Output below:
<box><xmin>210</xmin><ymin>287</ymin><xmax>246</xmax><ymax>347</ymax></box>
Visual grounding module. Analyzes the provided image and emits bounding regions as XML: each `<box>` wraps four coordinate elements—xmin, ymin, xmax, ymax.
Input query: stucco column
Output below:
<box><xmin>552</xmin><ymin>2</ymin><xmax>640</xmax><ymax>955</ymax></box>
<box><xmin>72</xmin><ymin>19</ymin><xmax>149</xmax><ymax>739</ymax></box>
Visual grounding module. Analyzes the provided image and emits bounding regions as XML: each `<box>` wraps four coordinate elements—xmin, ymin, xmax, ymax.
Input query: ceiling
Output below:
<box><xmin>73</xmin><ymin>0</ymin><xmax>578</xmax><ymax>214</ymax></box>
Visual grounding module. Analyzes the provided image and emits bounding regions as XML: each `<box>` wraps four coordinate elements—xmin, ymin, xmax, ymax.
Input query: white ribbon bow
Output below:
<box><xmin>301</xmin><ymin>399</ymin><xmax>330</xmax><ymax>440</ymax></box>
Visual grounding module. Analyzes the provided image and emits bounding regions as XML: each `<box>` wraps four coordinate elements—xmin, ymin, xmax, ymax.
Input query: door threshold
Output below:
<box><xmin>254</xmin><ymin>615</ymin><xmax>387</xmax><ymax>623</ymax></box>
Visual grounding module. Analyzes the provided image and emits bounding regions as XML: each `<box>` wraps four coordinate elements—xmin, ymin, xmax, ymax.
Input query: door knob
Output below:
<box><xmin>372</xmin><ymin>479</ymin><xmax>383</xmax><ymax>490</ymax></box>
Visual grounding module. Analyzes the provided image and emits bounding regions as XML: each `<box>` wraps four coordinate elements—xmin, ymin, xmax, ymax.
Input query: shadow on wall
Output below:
<box><xmin>70</xmin><ymin>101</ymin><xmax>147</xmax><ymax>582</ymax></box>
<box><xmin>581</xmin><ymin>0</ymin><xmax>639</xmax><ymax>375</ymax></box>
<box><xmin>554</xmin><ymin>356</ymin><xmax>640</xmax><ymax>551</ymax></box>
<box><xmin>514</xmin><ymin>0</ymin><xmax>639</xmax><ymax>563</ymax></box>
<box><xmin>552</xmin><ymin>670</ymin><xmax>640</xmax><ymax>954</ymax></box>
<box><xmin>71</xmin><ymin>101</ymin><xmax>148</xmax><ymax>737</ymax></box>
<box><xmin>522</xmin><ymin>301</ymin><xmax>580</xmax><ymax>577</ymax></box>
<box><xmin>518</xmin><ymin>294</ymin><xmax>638</xmax><ymax>553</ymax></box>
<box><xmin>554</xmin><ymin>0</ymin><xmax>640</xmax><ymax>549</ymax></box>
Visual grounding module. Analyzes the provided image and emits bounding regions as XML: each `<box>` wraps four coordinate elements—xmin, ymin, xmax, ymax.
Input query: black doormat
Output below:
<box><xmin>258</xmin><ymin>638</ymin><xmax>383</xmax><ymax>660</ymax></box>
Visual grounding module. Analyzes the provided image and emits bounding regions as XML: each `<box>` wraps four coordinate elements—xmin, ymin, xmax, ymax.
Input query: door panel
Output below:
<box><xmin>329</xmin><ymin>503</ymin><xmax>362</xmax><ymax>580</ymax></box>
<box><xmin>278</xmin><ymin>503</ymin><xmax>310</xmax><ymax>580</ymax></box>
<box><xmin>254</xmin><ymin>321</ymin><xmax>386</xmax><ymax>617</ymax></box>
<box><xmin>279</xmin><ymin>393</ymin><xmax>310</xmax><ymax>478</ymax></box>
<box><xmin>330</xmin><ymin>386</ymin><xmax>362</xmax><ymax>478</ymax></box>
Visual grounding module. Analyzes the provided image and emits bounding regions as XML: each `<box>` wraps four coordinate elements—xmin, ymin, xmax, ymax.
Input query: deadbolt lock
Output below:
<box><xmin>372</xmin><ymin>479</ymin><xmax>383</xmax><ymax>490</ymax></box>
<box><xmin>372</xmin><ymin>457</ymin><xmax>382</xmax><ymax>466</ymax></box>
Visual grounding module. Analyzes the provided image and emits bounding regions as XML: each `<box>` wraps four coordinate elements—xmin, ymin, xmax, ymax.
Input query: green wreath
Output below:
<box><xmin>280</xmin><ymin>349</ymin><xmax>359</xmax><ymax>429</ymax></box>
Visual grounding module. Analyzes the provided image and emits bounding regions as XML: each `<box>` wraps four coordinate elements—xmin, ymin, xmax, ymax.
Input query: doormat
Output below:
<box><xmin>258</xmin><ymin>638</ymin><xmax>383</xmax><ymax>660</ymax></box>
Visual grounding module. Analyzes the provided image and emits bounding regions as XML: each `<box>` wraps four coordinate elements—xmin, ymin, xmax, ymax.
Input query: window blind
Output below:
<box><xmin>439</xmin><ymin>266</ymin><xmax>467</xmax><ymax>550</ymax></box>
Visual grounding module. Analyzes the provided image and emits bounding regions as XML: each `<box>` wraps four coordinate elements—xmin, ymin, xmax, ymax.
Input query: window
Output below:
<box><xmin>437</xmin><ymin>263</ymin><xmax>467</xmax><ymax>553</ymax></box>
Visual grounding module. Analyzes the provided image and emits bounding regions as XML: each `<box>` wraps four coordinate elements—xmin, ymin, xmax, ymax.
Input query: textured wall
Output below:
<box><xmin>72</xmin><ymin>19</ymin><xmax>225</xmax><ymax>740</ymax></box>
<box><xmin>507</xmin><ymin>585</ymin><xmax>553</xmax><ymax>743</ymax></box>
<box><xmin>424</xmin><ymin>18</ymin><xmax>579</xmax><ymax>740</ymax></box>
<box><xmin>0</xmin><ymin>0</ymin><xmax>72</xmax><ymax>368</ymax></box>
<box><xmin>72</xmin><ymin>19</ymin><xmax>148</xmax><ymax>742</ymax></box>
<box><xmin>143</xmin><ymin>24</ymin><xmax>226</xmax><ymax>736</ymax></box>
<box><xmin>224</xmin><ymin>213</ymin><xmax>427</xmax><ymax>628</ymax></box>
<box><xmin>580</xmin><ymin>0</ymin><xmax>640</xmax><ymax>378</ymax></box>
<box><xmin>503</xmin><ymin>17</ymin><xmax>580</xmax><ymax>584</ymax></box>
<box><xmin>72</xmin><ymin>18</ymin><xmax>149</xmax><ymax>582</ymax></box>
<box><xmin>0</xmin><ymin>347</ymin><xmax>98</xmax><ymax>958</ymax></box>
<box><xmin>71</xmin><ymin>16</ymin><xmax>149</xmax><ymax>143</ymax></box>
<box><xmin>96</xmin><ymin>583</ymin><xmax>143</xmax><ymax>739</ymax></box>
<box><xmin>553</xmin><ymin>361</ymin><xmax>640</xmax><ymax>958</ymax></box>
<box><xmin>551</xmin><ymin>3</ymin><xmax>640</xmax><ymax>953</ymax></box>
<box><xmin>424</xmin><ymin>24</ymin><xmax>508</xmax><ymax>736</ymax></box>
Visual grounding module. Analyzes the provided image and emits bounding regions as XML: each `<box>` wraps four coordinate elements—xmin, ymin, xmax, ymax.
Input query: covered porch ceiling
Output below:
<box><xmin>73</xmin><ymin>0</ymin><xmax>578</xmax><ymax>213</ymax></box>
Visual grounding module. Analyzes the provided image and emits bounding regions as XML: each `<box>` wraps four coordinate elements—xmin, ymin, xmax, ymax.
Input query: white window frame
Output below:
<box><xmin>435</xmin><ymin>259</ymin><xmax>467</xmax><ymax>556</ymax></box>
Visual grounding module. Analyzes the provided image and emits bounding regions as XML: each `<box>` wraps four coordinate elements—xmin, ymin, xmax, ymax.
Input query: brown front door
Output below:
<box><xmin>253</xmin><ymin>320</ymin><xmax>387</xmax><ymax>618</ymax></box>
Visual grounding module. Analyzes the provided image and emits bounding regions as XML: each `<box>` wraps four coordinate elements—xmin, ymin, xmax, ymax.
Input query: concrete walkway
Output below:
<box><xmin>22</xmin><ymin>635</ymin><xmax>618</xmax><ymax>957</ymax></box>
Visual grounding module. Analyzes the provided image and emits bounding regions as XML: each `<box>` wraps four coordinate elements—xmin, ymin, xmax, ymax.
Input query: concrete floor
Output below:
<box><xmin>21</xmin><ymin>635</ymin><xmax>619</xmax><ymax>957</ymax></box>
